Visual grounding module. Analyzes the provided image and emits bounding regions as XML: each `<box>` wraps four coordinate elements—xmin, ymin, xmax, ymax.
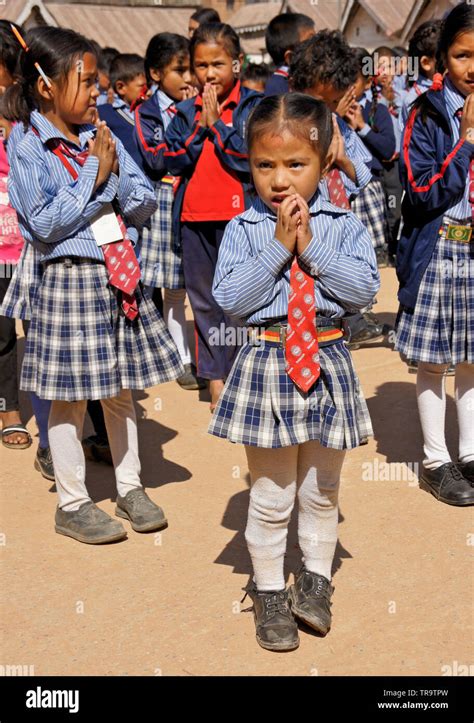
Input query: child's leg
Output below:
<box><xmin>244</xmin><ymin>444</ymin><xmax>298</xmax><ymax>591</ymax></box>
<box><xmin>29</xmin><ymin>394</ymin><xmax>50</xmax><ymax>449</ymax></box>
<box><xmin>99</xmin><ymin>389</ymin><xmax>141</xmax><ymax>497</ymax></box>
<box><xmin>416</xmin><ymin>362</ymin><xmax>450</xmax><ymax>469</ymax></box>
<box><xmin>296</xmin><ymin>440</ymin><xmax>346</xmax><ymax>581</ymax></box>
<box><xmin>455</xmin><ymin>362</ymin><xmax>474</xmax><ymax>464</ymax></box>
<box><xmin>163</xmin><ymin>288</ymin><xmax>192</xmax><ymax>366</ymax></box>
<box><xmin>48</xmin><ymin>399</ymin><xmax>89</xmax><ymax>511</ymax></box>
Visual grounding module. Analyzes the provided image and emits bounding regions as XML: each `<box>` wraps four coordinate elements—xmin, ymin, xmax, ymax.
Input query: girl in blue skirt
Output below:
<box><xmin>395</xmin><ymin>3</ymin><xmax>474</xmax><ymax>508</ymax></box>
<box><xmin>3</xmin><ymin>27</ymin><xmax>184</xmax><ymax>544</ymax></box>
<box><xmin>208</xmin><ymin>94</ymin><xmax>379</xmax><ymax>651</ymax></box>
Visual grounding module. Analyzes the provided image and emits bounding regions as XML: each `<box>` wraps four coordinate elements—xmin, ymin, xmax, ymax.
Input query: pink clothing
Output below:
<box><xmin>0</xmin><ymin>140</ymin><xmax>24</xmax><ymax>264</ymax></box>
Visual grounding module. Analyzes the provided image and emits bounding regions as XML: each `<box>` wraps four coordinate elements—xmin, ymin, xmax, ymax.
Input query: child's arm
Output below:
<box><xmin>10</xmin><ymin>138</ymin><xmax>119</xmax><ymax>245</ymax></box>
<box><xmin>164</xmin><ymin>110</ymin><xmax>208</xmax><ymax>175</ymax></box>
<box><xmin>357</xmin><ymin>104</ymin><xmax>396</xmax><ymax>162</ymax></box>
<box><xmin>134</xmin><ymin>107</ymin><xmax>167</xmax><ymax>175</ymax></box>
<box><xmin>213</xmin><ymin>217</ymin><xmax>293</xmax><ymax>318</ymax></box>
<box><xmin>298</xmin><ymin>212</ymin><xmax>380</xmax><ymax>310</ymax></box>
<box><xmin>114</xmin><ymin>135</ymin><xmax>157</xmax><ymax>228</ymax></box>
<box><xmin>400</xmin><ymin>112</ymin><xmax>473</xmax><ymax>211</ymax></box>
<box><xmin>332</xmin><ymin>118</ymin><xmax>372</xmax><ymax>195</ymax></box>
<box><xmin>208</xmin><ymin>96</ymin><xmax>262</xmax><ymax>173</ymax></box>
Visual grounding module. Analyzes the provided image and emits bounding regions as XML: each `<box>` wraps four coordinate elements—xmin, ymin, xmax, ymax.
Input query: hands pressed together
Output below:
<box><xmin>275</xmin><ymin>193</ymin><xmax>313</xmax><ymax>258</ymax></box>
<box><xmin>88</xmin><ymin>120</ymin><xmax>119</xmax><ymax>192</ymax></box>
<box><xmin>198</xmin><ymin>83</ymin><xmax>221</xmax><ymax>128</ymax></box>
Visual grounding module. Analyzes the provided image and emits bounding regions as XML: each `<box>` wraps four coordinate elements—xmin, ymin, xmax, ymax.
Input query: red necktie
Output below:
<box><xmin>326</xmin><ymin>168</ymin><xmax>350</xmax><ymax>208</ymax></box>
<box><xmin>49</xmin><ymin>138</ymin><xmax>141</xmax><ymax>320</ymax></box>
<box><xmin>455</xmin><ymin>109</ymin><xmax>474</xmax><ymax>221</ymax></box>
<box><xmin>285</xmin><ymin>256</ymin><xmax>320</xmax><ymax>393</ymax></box>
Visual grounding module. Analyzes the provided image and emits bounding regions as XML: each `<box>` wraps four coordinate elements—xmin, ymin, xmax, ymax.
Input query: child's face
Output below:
<box><xmin>303</xmin><ymin>81</ymin><xmax>345</xmax><ymax>111</ymax></box>
<box><xmin>116</xmin><ymin>73</ymin><xmax>147</xmax><ymax>106</ymax></box>
<box><xmin>353</xmin><ymin>72</ymin><xmax>369</xmax><ymax>98</ymax></box>
<box><xmin>242</xmin><ymin>78</ymin><xmax>265</xmax><ymax>93</ymax></box>
<box><xmin>48</xmin><ymin>52</ymin><xmax>100</xmax><ymax>125</ymax></box>
<box><xmin>445</xmin><ymin>30</ymin><xmax>474</xmax><ymax>97</ymax></box>
<box><xmin>150</xmin><ymin>55</ymin><xmax>193</xmax><ymax>102</ymax></box>
<box><xmin>250</xmin><ymin>129</ymin><xmax>324</xmax><ymax>212</ymax></box>
<box><xmin>193</xmin><ymin>43</ymin><xmax>240</xmax><ymax>101</ymax></box>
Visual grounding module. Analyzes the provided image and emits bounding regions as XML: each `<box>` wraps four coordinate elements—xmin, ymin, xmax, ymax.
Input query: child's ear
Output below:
<box><xmin>284</xmin><ymin>49</ymin><xmax>292</xmax><ymax>67</ymax></box>
<box><xmin>115</xmin><ymin>80</ymin><xmax>126</xmax><ymax>99</ymax></box>
<box><xmin>36</xmin><ymin>75</ymin><xmax>53</xmax><ymax>102</ymax></box>
<box><xmin>420</xmin><ymin>55</ymin><xmax>435</xmax><ymax>76</ymax></box>
<box><xmin>149</xmin><ymin>67</ymin><xmax>161</xmax><ymax>85</ymax></box>
<box><xmin>319</xmin><ymin>154</ymin><xmax>332</xmax><ymax>180</ymax></box>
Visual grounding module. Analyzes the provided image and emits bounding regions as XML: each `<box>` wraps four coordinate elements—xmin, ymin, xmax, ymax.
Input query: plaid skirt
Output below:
<box><xmin>20</xmin><ymin>260</ymin><xmax>185</xmax><ymax>401</ymax></box>
<box><xmin>351</xmin><ymin>178</ymin><xmax>389</xmax><ymax>249</ymax></box>
<box><xmin>395</xmin><ymin>220</ymin><xmax>474</xmax><ymax>364</ymax></box>
<box><xmin>0</xmin><ymin>242</ymin><xmax>42</xmax><ymax>320</ymax></box>
<box><xmin>140</xmin><ymin>181</ymin><xmax>184</xmax><ymax>289</ymax></box>
<box><xmin>208</xmin><ymin>338</ymin><xmax>372</xmax><ymax>449</ymax></box>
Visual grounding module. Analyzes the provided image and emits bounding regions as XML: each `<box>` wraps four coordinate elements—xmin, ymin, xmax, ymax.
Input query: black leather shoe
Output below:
<box><xmin>419</xmin><ymin>463</ymin><xmax>474</xmax><ymax>506</ymax></box>
<box><xmin>241</xmin><ymin>582</ymin><xmax>299</xmax><ymax>651</ymax></box>
<box><xmin>34</xmin><ymin>446</ymin><xmax>55</xmax><ymax>481</ymax></box>
<box><xmin>82</xmin><ymin>435</ymin><xmax>113</xmax><ymax>466</ymax></box>
<box><xmin>457</xmin><ymin>461</ymin><xmax>474</xmax><ymax>486</ymax></box>
<box><xmin>288</xmin><ymin>567</ymin><xmax>334</xmax><ymax>634</ymax></box>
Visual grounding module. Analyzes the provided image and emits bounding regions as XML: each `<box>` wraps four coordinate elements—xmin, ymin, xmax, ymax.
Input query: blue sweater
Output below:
<box><xmin>98</xmin><ymin>103</ymin><xmax>146</xmax><ymax>174</ymax></box>
<box><xmin>357</xmin><ymin>97</ymin><xmax>396</xmax><ymax>173</ymax></box>
<box><xmin>397</xmin><ymin>88</ymin><xmax>473</xmax><ymax>309</ymax></box>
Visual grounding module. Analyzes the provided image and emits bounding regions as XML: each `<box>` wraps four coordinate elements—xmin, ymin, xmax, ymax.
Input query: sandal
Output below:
<box><xmin>2</xmin><ymin>424</ymin><xmax>33</xmax><ymax>450</ymax></box>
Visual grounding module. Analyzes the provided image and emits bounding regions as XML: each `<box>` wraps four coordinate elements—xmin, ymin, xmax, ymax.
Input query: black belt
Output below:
<box><xmin>42</xmin><ymin>256</ymin><xmax>105</xmax><ymax>268</ymax></box>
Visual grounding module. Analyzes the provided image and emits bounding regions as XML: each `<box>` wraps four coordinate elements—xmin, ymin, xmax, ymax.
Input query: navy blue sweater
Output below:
<box><xmin>98</xmin><ymin>103</ymin><xmax>146</xmax><ymax>174</ymax></box>
<box><xmin>359</xmin><ymin>99</ymin><xmax>396</xmax><ymax>173</ymax></box>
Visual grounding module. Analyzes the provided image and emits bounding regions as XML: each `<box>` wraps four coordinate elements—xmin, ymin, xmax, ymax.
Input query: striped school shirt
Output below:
<box><xmin>443</xmin><ymin>76</ymin><xmax>471</xmax><ymax>222</ymax></box>
<box><xmin>319</xmin><ymin>116</ymin><xmax>372</xmax><ymax>202</ymax></box>
<box><xmin>213</xmin><ymin>192</ymin><xmax>380</xmax><ymax>324</ymax></box>
<box><xmin>8</xmin><ymin>110</ymin><xmax>157</xmax><ymax>262</ymax></box>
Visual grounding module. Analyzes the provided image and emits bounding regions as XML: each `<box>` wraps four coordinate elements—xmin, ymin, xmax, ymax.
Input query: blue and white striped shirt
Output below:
<box><xmin>399</xmin><ymin>75</ymin><xmax>432</xmax><ymax>127</ymax></box>
<box><xmin>213</xmin><ymin>192</ymin><xmax>380</xmax><ymax>324</ymax></box>
<box><xmin>157</xmin><ymin>90</ymin><xmax>176</xmax><ymax>132</ymax></box>
<box><xmin>319</xmin><ymin>116</ymin><xmax>372</xmax><ymax>202</ymax></box>
<box><xmin>443</xmin><ymin>76</ymin><xmax>470</xmax><ymax>222</ymax></box>
<box><xmin>8</xmin><ymin>110</ymin><xmax>157</xmax><ymax>262</ymax></box>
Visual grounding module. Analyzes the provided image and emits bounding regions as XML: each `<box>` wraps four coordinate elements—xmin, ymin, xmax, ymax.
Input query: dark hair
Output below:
<box><xmin>145</xmin><ymin>33</ymin><xmax>189</xmax><ymax>85</ymax></box>
<box><xmin>410</xmin><ymin>3</ymin><xmax>474</xmax><ymax>123</ymax></box>
<box><xmin>2</xmin><ymin>26</ymin><xmax>97</xmax><ymax>126</ymax></box>
<box><xmin>99</xmin><ymin>46</ymin><xmax>120</xmax><ymax>75</ymax></box>
<box><xmin>352</xmin><ymin>47</ymin><xmax>379</xmax><ymax>131</ymax></box>
<box><xmin>190</xmin><ymin>7</ymin><xmax>221</xmax><ymax>25</ymax></box>
<box><xmin>391</xmin><ymin>45</ymin><xmax>407</xmax><ymax>58</ymax></box>
<box><xmin>242</xmin><ymin>62</ymin><xmax>271</xmax><ymax>84</ymax></box>
<box><xmin>265</xmin><ymin>13</ymin><xmax>315</xmax><ymax>66</ymax></box>
<box><xmin>373</xmin><ymin>46</ymin><xmax>394</xmax><ymax>58</ymax></box>
<box><xmin>290</xmin><ymin>30</ymin><xmax>357</xmax><ymax>93</ymax></box>
<box><xmin>0</xmin><ymin>21</ymin><xmax>23</xmax><ymax>80</ymax></box>
<box><xmin>190</xmin><ymin>22</ymin><xmax>241</xmax><ymax>63</ymax></box>
<box><xmin>407</xmin><ymin>20</ymin><xmax>442</xmax><ymax>77</ymax></box>
<box><xmin>109</xmin><ymin>53</ymin><xmax>144</xmax><ymax>90</ymax></box>
<box><xmin>246</xmin><ymin>93</ymin><xmax>333</xmax><ymax>161</ymax></box>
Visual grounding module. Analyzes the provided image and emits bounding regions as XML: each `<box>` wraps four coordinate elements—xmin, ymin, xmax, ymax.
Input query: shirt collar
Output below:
<box><xmin>240</xmin><ymin>191</ymin><xmax>333</xmax><ymax>223</ymax></box>
<box><xmin>194</xmin><ymin>79</ymin><xmax>241</xmax><ymax>109</ymax></box>
<box><xmin>444</xmin><ymin>75</ymin><xmax>465</xmax><ymax>118</ymax></box>
<box><xmin>157</xmin><ymin>90</ymin><xmax>175</xmax><ymax>114</ymax></box>
<box><xmin>30</xmin><ymin>109</ymin><xmax>95</xmax><ymax>149</ymax></box>
<box><xmin>112</xmin><ymin>95</ymin><xmax>129</xmax><ymax>111</ymax></box>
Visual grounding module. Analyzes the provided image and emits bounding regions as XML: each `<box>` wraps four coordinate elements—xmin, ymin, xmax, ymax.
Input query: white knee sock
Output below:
<box><xmin>100</xmin><ymin>389</ymin><xmax>142</xmax><ymax>498</ymax></box>
<box><xmin>48</xmin><ymin>400</ymin><xmax>90</xmax><ymax>512</ymax></box>
<box><xmin>163</xmin><ymin>288</ymin><xmax>192</xmax><ymax>365</ymax></box>
<box><xmin>297</xmin><ymin>441</ymin><xmax>345</xmax><ymax>581</ymax></box>
<box><xmin>455</xmin><ymin>362</ymin><xmax>474</xmax><ymax>464</ymax></box>
<box><xmin>244</xmin><ymin>445</ymin><xmax>298</xmax><ymax>591</ymax></box>
<box><xmin>416</xmin><ymin>362</ymin><xmax>451</xmax><ymax>469</ymax></box>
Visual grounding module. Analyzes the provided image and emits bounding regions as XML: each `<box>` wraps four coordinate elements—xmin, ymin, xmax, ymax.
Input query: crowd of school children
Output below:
<box><xmin>0</xmin><ymin>2</ymin><xmax>472</xmax><ymax>651</ymax></box>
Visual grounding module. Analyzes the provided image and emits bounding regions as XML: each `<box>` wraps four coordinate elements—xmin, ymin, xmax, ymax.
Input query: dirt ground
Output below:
<box><xmin>0</xmin><ymin>267</ymin><xmax>472</xmax><ymax>677</ymax></box>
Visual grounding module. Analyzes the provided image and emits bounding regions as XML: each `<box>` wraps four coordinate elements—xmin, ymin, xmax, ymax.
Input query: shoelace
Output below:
<box><xmin>441</xmin><ymin>464</ymin><xmax>465</xmax><ymax>486</ymax></box>
<box><xmin>263</xmin><ymin>591</ymin><xmax>289</xmax><ymax>617</ymax></box>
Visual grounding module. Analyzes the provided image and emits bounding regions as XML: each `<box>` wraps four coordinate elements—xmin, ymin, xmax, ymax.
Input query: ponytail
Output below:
<box><xmin>0</xmin><ymin>77</ymin><xmax>35</xmax><ymax>128</ymax></box>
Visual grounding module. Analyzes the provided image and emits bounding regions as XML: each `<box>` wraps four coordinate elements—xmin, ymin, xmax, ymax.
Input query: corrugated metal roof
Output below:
<box><xmin>0</xmin><ymin>0</ymin><xmax>31</xmax><ymax>23</ymax></box>
<box><xmin>228</xmin><ymin>1</ymin><xmax>283</xmax><ymax>29</ymax></box>
<box><xmin>42</xmin><ymin>3</ymin><xmax>192</xmax><ymax>52</ymax></box>
<box><xmin>359</xmin><ymin>0</ymin><xmax>417</xmax><ymax>36</ymax></box>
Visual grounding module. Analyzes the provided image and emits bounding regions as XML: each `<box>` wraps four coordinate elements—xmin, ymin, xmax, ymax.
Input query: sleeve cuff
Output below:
<box><xmin>353</xmin><ymin>159</ymin><xmax>372</xmax><ymax>189</ymax></box>
<box><xmin>299</xmin><ymin>236</ymin><xmax>337</xmax><ymax>276</ymax></box>
<box><xmin>357</xmin><ymin>124</ymin><xmax>371</xmax><ymax>138</ymax></box>
<box><xmin>257</xmin><ymin>237</ymin><xmax>293</xmax><ymax>276</ymax></box>
<box><xmin>94</xmin><ymin>172</ymin><xmax>119</xmax><ymax>202</ymax></box>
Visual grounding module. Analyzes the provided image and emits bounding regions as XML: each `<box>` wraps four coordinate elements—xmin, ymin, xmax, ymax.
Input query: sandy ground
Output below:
<box><xmin>0</xmin><ymin>267</ymin><xmax>472</xmax><ymax>677</ymax></box>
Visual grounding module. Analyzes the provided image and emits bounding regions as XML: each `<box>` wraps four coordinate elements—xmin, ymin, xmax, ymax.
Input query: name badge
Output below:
<box><xmin>91</xmin><ymin>203</ymin><xmax>123</xmax><ymax>247</ymax></box>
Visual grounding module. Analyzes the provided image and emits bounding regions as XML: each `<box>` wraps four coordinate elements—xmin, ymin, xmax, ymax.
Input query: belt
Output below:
<box><xmin>250</xmin><ymin>319</ymin><xmax>345</xmax><ymax>348</ymax></box>
<box><xmin>439</xmin><ymin>219</ymin><xmax>472</xmax><ymax>244</ymax></box>
<box><xmin>42</xmin><ymin>256</ymin><xmax>105</xmax><ymax>268</ymax></box>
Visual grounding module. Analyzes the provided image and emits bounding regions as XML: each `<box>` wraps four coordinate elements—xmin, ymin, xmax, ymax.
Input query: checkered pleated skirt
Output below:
<box><xmin>351</xmin><ymin>178</ymin><xmax>389</xmax><ymax>249</ymax></box>
<box><xmin>20</xmin><ymin>261</ymin><xmax>185</xmax><ymax>401</ymax></box>
<box><xmin>208</xmin><ymin>339</ymin><xmax>372</xmax><ymax>449</ymax></box>
<box><xmin>140</xmin><ymin>181</ymin><xmax>184</xmax><ymax>289</ymax></box>
<box><xmin>395</xmin><ymin>221</ymin><xmax>474</xmax><ymax>364</ymax></box>
<box><xmin>0</xmin><ymin>242</ymin><xmax>42</xmax><ymax>320</ymax></box>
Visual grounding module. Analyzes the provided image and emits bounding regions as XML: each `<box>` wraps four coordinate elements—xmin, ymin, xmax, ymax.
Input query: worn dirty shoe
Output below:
<box><xmin>241</xmin><ymin>582</ymin><xmax>299</xmax><ymax>652</ymax></box>
<box><xmin>115</xmin><ymin>488</ymin><xmax>167</xmax><ymax>532</ymax></box>
<box><xmin>55</xmin><ymin>501</ymin><xmax>127</xmax><ymax>544</ymax></box>
<box><xmin>288</xmin><ymin>567</ymin><xmax>334</xmax><ymax>634</ymax></box>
